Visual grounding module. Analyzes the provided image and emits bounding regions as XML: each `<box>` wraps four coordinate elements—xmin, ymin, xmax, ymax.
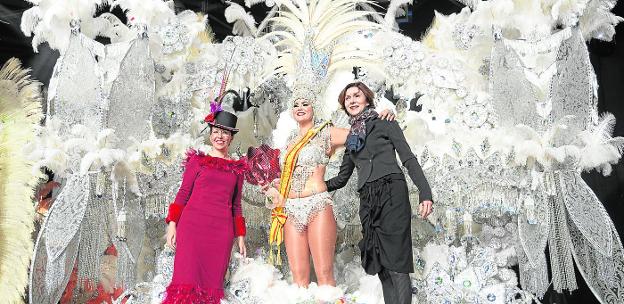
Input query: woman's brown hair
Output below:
<box><xmin>338</xmin><ymin>82</ymin><xmax>376</xmax><ymax>112</ymax></box>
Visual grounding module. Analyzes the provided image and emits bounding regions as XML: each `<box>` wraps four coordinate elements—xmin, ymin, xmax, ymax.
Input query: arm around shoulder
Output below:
<box><xmin>329</xmin><ymin>126</ymin><xmax>349</xmax><ymax>151</ymax></box>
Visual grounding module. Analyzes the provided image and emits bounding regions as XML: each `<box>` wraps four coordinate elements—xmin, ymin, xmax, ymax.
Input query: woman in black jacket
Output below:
<box><xmin>326</xmin><ymin>82</ymin><xmax>433</xmax><ymax>304</ymax></box>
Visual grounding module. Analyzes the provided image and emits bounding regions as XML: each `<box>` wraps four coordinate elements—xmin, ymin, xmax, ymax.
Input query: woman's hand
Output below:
<box><xmin>271</xmin><ymin>178</ymin><xmax>280</xmax><ymax>189</ymax></box>
<box><xmin>418</xmin><ymin>200</ymin><xmax>433</xmax><ymax>219</ymax></box>
<box><xmin>262</xmin><ymin>184</ymin><xmax>283</xmax><ymax>209</ymax></box>
<box><xmin>166</xmin><ymin>222</ymin><xmax>177</xmax><ymax>250</ymax></box>
<box><xmin>237</xmin><ymin>236</ymin><xmax>247</xmax><ymax>258</ymax></box>
<box><xmin>378</xmin><ymin>109</ymin><xmax>396</xmax><ymax>121</ymax></box>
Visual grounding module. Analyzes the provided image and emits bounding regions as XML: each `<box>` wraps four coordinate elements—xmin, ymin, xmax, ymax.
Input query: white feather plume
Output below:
<box><xmin>20</xmin><ymin>0</ymin><xmax>108</xmax><ymax>52</ymax></box>
<box><xmin>93</xmin><ymin>13</ymin><xmax>132</xmax><ymax>41</ymax></box>
<box><xmin>271</xmin><ymin>110</ymin><xmax>298</xmax><ymax>149</ymax></box>
<box><xmin>20</xmin><ymin>7</ymin><xmax>41</xmax><ymax>37</ymax></box>
<box><xmin>578</xmin><ymin>0</ymin><xmax>623</xmax><ymax>41</ymax></box>
<box><xmin>111</xmin><ymin>160</ymin><xmax>141</xmax><ymax>195</ymax></box>
<box><xmin>384</xmin><ymin>0</ymin><xmax>411</xmax><ymax>30</ymax></box>
<box><xmin>0</xmin><ymin>58</ymin><xmax>44</xmax><ymax>304</ymax></box>
<box><xmin>266</xmin><ymin>0</ymin><xmax>382</xmax><ymax>77</ymax></box>
<box><xmin>225</xmin><ymin>2</ymin><xmax>258</xmax><ymax>36</ymax></box>
<box><xmin>579</xmin><ymin>112</ymin><xmax>624</xmax><ymax>174</ymax></box>
<box><xmin>79</xmin><ymin>128</ymin><xmax>125</xmax><ymax>174</ymax></box>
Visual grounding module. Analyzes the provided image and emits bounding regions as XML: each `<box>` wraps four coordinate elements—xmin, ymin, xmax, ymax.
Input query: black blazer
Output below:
<box><xmin>326</xmin><ymin>118</ymin><xmax>432</xmax><ymax>202</ymax></box>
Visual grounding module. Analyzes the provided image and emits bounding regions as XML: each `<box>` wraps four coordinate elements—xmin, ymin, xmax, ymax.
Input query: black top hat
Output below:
<box><xmin>207</xmin><ymin>110</ymin><xmax>239</xmax><ymax>133</ymax></box>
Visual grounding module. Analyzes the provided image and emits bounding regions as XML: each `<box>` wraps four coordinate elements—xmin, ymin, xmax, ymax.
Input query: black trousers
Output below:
<box><xmin>379</xmin><ymin>268</ymin><xmax>412</xmax><ymax>304</ymax></box>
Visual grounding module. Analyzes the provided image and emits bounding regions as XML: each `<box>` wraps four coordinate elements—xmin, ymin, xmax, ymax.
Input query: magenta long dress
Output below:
<box><xmin>162</xmin><ymin>150</ymin><xmax>247</xmax><ymax>304</ymax></box>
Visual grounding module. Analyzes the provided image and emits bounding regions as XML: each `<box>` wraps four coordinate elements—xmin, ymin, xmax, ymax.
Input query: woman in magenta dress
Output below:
<box><xmin>162</xmin><ymin>109</ymin><xmax>247</xmax><ymax>303</ymax></box>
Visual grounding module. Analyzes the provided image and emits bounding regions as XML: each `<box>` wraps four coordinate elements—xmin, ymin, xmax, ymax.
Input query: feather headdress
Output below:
<box><xmin>265</xmin><ymin>0</ymin><xmax>381</xmax><ymax>105</ymax></box>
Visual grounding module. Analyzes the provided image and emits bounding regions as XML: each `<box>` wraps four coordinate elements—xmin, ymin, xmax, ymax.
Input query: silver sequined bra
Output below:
<box><xmin>280</xmin><ymin>124</ymin><xmax>331</xmax><ymax>193</ymax></box>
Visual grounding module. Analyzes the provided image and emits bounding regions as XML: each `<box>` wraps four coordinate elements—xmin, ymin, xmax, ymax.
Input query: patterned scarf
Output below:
<box><xmin>346</xmin><ymin>107</ymin><xmax>378</xmax><ymax>152</ymax></box>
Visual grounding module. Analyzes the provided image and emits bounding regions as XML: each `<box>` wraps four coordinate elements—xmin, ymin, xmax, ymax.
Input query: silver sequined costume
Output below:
<box><xmin>280</xmin><ymin>124</ymin><xmax>334</xmax><ymax>232</ymax></box>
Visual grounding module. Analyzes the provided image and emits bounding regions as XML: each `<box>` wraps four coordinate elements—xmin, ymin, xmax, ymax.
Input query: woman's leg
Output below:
<box><xmin>388</xmin><ymin>270</ymin><xmax>412</xmax><ymax>304</ymax></box>
<box><xmin>379</xmin><ymin>268</ymin><xmax>412</xmax><ymax>304</ymax></box>
<box><xmin>307</xmin><ymin>206</ymin><xmax>337</xmax><ymax>286</ymax></box>
<box><xmin>284</xmin><ymin>219</ymin><xmax>311</xmax><ymax>287</ymax></box>
<box><xmin>379</xmin><ymin>269</ymin><xmax>398</xmax><ymax>304</ymax></box>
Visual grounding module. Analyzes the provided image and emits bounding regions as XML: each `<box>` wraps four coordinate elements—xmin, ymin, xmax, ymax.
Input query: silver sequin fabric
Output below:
<box><xmin>284</xmin><ymin>191</ymin><xmax>333</xmax><ymax>232</ymax></box>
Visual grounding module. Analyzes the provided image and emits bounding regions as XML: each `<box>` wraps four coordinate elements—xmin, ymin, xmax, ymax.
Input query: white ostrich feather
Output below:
<box><xmin>163</xmin><ymin>132</ymin><xmax>193</xmax><ymax>157</ymax></box>
<box><xmin>547</xmin><ymin>0</ymin><xmax>589</xmax><ymax>26</ymax></box>
<box><xmin>139</xmin><ymin>136</ymin><xmax>165</xmax><ymax>158</ymax></box>
<box><xmin>21</xmin><ymin>0</ymin><xmax>108</xmax><ymax>52</ymax></box>
<box><xmin>227</xmin><ymin>254</ymin><xmax>349</xmax><ymax>302</ymax></box>
<box><xmin>225</xmin><ymin>2</ymin><xmax>258</xmax><ymax>37</ymax></box>
<box><xmin>455</xmin><ymin>0</ymin><xmax>480</xmax><ymax>9</ymax></box>
<box><xmin>309</xmin><ymin>284</ymin><xmax>344</xmax><ymax>301</ymax></box>
<box><xmin>384</xmin><ymin>0</ymin><xmax>411</xmax><ymax>30</ymax></box>
<box><xmin>578</xmin><ymin>0</ymin><xmax>623</xmax><ymax>41</ymax></box>
<box><xmin>27</xmin><ymin>118</ymin><xmax>71</xmax><ymax>177</ymax></box>
<box><xmin>271</xmin><ymin>110</ymin><xmax>298</xmax><ymax>149</ymax></box>
<box><xmin>111</xmin><ymin>160</ymin><xmax>141</xmax><ymax>195</ymax></box>
<box><xmin>350</xmin><ymin>274</ymin><xmax>384</xmax><ymax>304</ymax></box>
<box><xmin>20</xmin><ymin>7</ymin><xmax>41</xmax><ymax>37</ymax></box>
<box><xmin>582</xmin><ymin>112</ymin><xmax>617</xmax><ymax>143</ymax></box>
<box><xmin>507</xmin><ymin>0</ymin><xmax>554</xmax><ymax>39</ymax></box>
<box><xmin>0</xmin><ymin>58</ymin><xmax>44</xmax><ymax>303</ymax></box>
<box><xmin>579</xmin><ymin>113</ymin><xmax>624</xmax><ymax>173</ymax></box>
<box><xmin>511</xmin><ymin>117</ymin><xmax>573</xmax><ymax>166</ymax></box>
<box><xmin>94</xmin><ymin>13</ymin><xmax>132</xmax><ymax>42</ymax></box>
<box><xmin>79</xmin><ymin>128</ymin><xmax>125</xmax><ymax>174</ymax></box>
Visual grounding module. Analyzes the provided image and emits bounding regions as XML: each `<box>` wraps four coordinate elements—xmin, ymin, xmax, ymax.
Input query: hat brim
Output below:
<box><xmin>207</xmin><ymin>122</ymin><xmax>239</xmax><ymax>133</ymax></box>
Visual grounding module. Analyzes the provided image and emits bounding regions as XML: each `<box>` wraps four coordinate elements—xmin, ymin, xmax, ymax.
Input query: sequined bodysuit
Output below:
<box><xmin>280</xmin><ymin>125</ymin><xmax>333</xmax><ymax>232</ymax></box>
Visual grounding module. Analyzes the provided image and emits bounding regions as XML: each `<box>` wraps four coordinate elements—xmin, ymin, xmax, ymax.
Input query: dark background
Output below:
<box><xmin>1</xmin><ymin>0</ymin><xmax>622</xmax><ymax>303</ymax></box>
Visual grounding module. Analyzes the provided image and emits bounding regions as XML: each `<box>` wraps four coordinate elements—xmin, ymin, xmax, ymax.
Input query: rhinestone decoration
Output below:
<box><xmin>221</xmin><ymin>36</ymin><xmax>272</xmax><ymax>77</ymax></box>
<box><xmin>381</xmin><ymin>33</ymin><xmax>426</xmax><ymax>80</ymax></box>
<box><xmin>452</xmin><ymin>23</ymin><xmax>480</xmax><ymax>50</ymax></box>
<box><xmin>155</xmin><ymin>19</ymin><xmax>190</xmax><ymax>54</ymax></box>
<box><xmin>456</xmin><ymin>94</ymin><xmax>495</xmax><ymax>129</ymax></box>
<box><xmin>151</xmin><ymin>91</ymin><xmax>193</xmax><ymax>138</ymax></box>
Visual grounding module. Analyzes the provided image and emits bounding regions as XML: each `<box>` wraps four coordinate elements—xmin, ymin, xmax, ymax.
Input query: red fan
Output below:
<box><xmin>244</xmin><ymin>144</ymin><xmax>281</xmax><ymax>186</ymax></box>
